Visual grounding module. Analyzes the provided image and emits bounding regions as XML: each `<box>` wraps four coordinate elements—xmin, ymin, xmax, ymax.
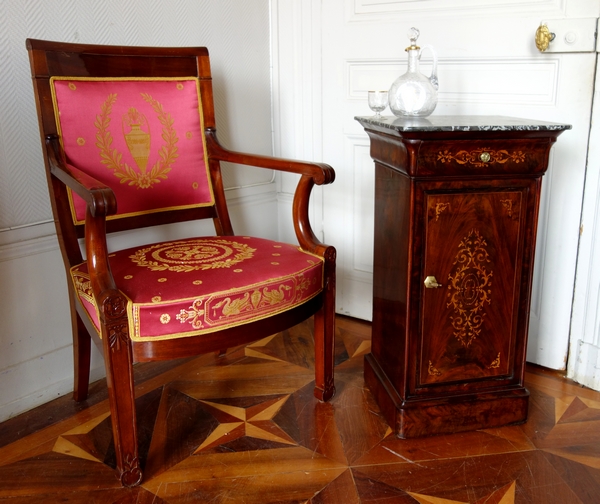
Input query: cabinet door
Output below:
<box><xmin>418</xmin><ymin>187</ymin><xmax>527</xmax><ymax>388</ymax></box>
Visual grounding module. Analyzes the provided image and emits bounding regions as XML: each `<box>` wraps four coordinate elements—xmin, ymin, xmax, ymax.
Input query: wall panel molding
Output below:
<box><xmin>0</xmin><ymin>233</ymin><xmax>58</xmax><ymax>263</ymax></box>
<box><xmin>0</xmin><ymin>221</ymin><xmax>56</xmax><ymax>257</ymax></box>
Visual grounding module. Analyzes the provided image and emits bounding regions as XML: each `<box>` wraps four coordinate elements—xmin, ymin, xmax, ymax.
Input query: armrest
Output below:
<box><xmin>205</xmin><ymin>129</ymin><xmax>335</xmax><ymax>258</ymax></box>
<box><xmin>45</xmin><ymin>134</ymin><xmax>117</xmax><ymax>217</ymax></box>
<box><xmin>45</xmin><ymin>135</ymin><xmax>120</xmax><ymax>304</ymax></box>
<box><xmin>205</xmin><ymin>128</ymin><xmax>335</xmax><ymax>185</ymax></box>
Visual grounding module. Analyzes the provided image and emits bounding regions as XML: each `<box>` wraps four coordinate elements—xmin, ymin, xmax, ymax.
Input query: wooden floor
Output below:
<box><xmin>1</xmin><ymin>316</ymin><xmax>600</xmax><ymax>503</ymax></box>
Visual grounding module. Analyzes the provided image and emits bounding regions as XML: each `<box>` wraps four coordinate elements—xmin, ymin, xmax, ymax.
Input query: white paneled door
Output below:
<box><xmin>272</xmin><ymin>0</ymin><xmax>600</xmax><ymax>380</ymax></box>
<box><xmin>570</xmin><ymin>52</ymin><xmax>600</xmax><ymax>390</ymax></box>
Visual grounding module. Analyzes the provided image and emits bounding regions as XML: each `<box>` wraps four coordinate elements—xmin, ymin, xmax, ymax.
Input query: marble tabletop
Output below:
<box><xmin>354</xmin><ymin>115</ymin><xmax>571</xmax><ymax>132</ymax></box>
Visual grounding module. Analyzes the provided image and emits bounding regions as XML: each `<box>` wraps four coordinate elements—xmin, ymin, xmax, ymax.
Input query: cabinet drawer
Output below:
<box><xmin>416</xmin><ymin>139</ymin><xmax>552</xmax><ymax>177</ymax></box>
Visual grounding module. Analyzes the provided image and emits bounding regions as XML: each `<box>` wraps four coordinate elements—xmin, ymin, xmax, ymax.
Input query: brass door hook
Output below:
<box><xmin>535</xmin><ymin>23</ymin><xmax>555</xmax><ymax>52</ymax></box>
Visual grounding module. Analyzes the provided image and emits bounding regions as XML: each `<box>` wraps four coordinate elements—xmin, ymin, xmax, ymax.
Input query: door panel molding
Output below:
<box><xmin>570</xmin><ymin>53</ymin><xmax>600</xmax><ymax>389</ymax></box>
<box><xmin>347</xmin><ymin>57</ymin><xmax>559</xmax><ymax>105</ymax></box>
<box><xmin>349</xmin><ymin>0</ymin><xmax>565</xmax><ymax>20</ymax></box>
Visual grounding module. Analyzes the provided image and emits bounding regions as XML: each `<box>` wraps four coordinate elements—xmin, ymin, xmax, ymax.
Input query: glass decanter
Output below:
<box><xmin>388</xmin><ymin>27</ymin><xmax>438</xmax><ymax>117</ymax></box>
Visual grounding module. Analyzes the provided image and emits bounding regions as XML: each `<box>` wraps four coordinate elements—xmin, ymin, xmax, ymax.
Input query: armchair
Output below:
<box><xmin>26</xmin><ymin>39</ymin><xmax>335</xmax><ymax>487</ymax></box>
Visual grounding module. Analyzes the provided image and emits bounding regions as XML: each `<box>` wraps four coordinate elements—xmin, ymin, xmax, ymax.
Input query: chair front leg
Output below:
<box><xmin>100</xmin><ymin>294</ymin><xmax>142</xmax><ymax>487</ymax></box>
<box><xmin>313</xmin><ymin>249</ymin><xmax>336</xmax><ymax>402</ymax></box>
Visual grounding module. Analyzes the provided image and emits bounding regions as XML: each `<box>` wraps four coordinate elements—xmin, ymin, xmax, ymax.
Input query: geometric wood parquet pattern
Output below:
<box><xmin>1</xmin><ymin>316</ymin><xmax>600</xmax><ymax>503</ymax></box>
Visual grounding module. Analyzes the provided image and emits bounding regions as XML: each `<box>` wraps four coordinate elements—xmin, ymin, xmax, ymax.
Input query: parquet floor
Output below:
<box><xmin>1</xmin><ymin>316</ymin><xmax>600</xmax><ymax>503</ymax></box>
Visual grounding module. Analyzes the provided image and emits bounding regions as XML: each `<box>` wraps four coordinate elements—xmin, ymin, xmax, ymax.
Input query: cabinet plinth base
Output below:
<box><xmin>364</xmin><ymin>354</ymin><xmax>529</xmax><ymax>439</ymax></box>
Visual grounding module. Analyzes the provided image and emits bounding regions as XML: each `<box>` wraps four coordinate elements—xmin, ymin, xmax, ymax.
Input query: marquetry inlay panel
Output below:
<box><xmin>420</xmin><ymin>190</ymin><xmax>523</xmax><ymax>387</ymax></box>
<box><xmin>446</xmin><ymin>229</ymin><xmax>493</xmax><ymax>348</ymax></box>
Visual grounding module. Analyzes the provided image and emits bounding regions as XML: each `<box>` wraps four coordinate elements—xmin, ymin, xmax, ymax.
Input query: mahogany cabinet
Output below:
<box><xmin>355</xmin><ymin>116</ymin><xmax>569</xmax><ymax>438</ymax></box>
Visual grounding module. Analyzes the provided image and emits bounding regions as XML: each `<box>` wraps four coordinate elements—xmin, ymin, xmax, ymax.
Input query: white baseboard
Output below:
<box><xmin>571</xmin><ymin>340</ymin><xmax>600</xmax><ymax>391</ymax></box>
<box><xmin>0</xmin><ymin>223</ymin><xmax>57</xmax><ymax>262</ymax></box>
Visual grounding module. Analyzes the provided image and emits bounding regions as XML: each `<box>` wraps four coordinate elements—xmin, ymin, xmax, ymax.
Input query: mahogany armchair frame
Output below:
<box><xmin>26</xmin><ymin>39</ymin><xmax>336</xmax><ymax>487</ymax></box>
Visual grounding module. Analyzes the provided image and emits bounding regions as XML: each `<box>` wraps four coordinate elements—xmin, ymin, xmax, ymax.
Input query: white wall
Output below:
<box><xmin>0</xmin><ymin>0</ymin><xmax>275</xmax><ymax>422</ymax></box>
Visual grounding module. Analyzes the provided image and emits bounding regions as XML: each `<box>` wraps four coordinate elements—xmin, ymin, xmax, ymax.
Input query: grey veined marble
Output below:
<box><xmin>354</xmin><ymin>115</ymin><xmax>571</xmax><ymax>132</ymax></box>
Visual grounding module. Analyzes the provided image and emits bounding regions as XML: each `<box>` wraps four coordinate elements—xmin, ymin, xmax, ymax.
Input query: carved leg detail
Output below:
<box><xmin>101</xmin><ymin>294</ymin><xmax>142</xmax><ymax>487</ymax></box>
<box><xmin>313</xmin><ymin>304</ymin><xmax>336</xmax><ymax>401</ymax></box>
<box><xmin>314</xmin><ymin>307</ymin><xmax>335</xmax><ymax>401</ymax></box>
<box><xmin>120</xmin><ymin>453</ymin><xmax>143</xmax><ymax>487</ymax></box>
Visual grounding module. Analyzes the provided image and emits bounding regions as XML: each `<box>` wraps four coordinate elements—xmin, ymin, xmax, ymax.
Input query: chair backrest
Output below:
<box><xmin>27</xmin><ymin>40</ymin><xmax>231</xmax><ymax>265</ymax></box>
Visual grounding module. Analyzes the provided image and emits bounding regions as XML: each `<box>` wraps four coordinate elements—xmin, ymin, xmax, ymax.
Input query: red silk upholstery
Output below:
<box><xmin>71</xmin><ymin>236</ymin><xmax>324</xmax><ymax>341</ymax></box>
<box><xmin>51</xmin><ymin>78</ymin><xmax>213</xmax><ymax>223</ymax></box>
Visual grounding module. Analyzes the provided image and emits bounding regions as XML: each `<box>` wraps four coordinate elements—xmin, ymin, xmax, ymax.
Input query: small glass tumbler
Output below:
<box><xmin>368</xmin><ymin>90</ymin><xmax>388</xmax><ymax>118</ymax></box>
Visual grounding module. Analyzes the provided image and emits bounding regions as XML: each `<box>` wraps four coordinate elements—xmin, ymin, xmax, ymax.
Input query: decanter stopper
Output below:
<box><xmin>407</xmin><ymin>27</ymin><xmax>420</xmax><ymax>50</ymax></box>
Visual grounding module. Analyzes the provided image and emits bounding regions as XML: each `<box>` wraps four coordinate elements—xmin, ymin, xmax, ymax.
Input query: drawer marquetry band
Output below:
<box><xmin>437</xmin><ymin>149</ymin><xmax>526</xmax><ymax>168</ymax></box>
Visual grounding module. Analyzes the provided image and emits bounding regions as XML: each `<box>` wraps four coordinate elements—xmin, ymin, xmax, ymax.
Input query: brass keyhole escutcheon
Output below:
<box><xmin>424</xmin><ymin>276</ymin><xmax>442</xmax><ymax>288</ymax></box>
<box><xmin>535</xmin><ymin>23</ymin><xmax>555</xmax><ymax>52</ymax></box>
<box><xmin>480</xmin><ymin>152</ymin><xmax>491</xmax><ymax>163</ymax></box>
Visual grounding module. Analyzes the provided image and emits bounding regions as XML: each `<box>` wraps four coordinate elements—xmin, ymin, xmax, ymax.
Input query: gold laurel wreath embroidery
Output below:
<box><xmin>95</xmin><ymin>93</ymin><xmax>179</xmax><ymax>188</ymax></box>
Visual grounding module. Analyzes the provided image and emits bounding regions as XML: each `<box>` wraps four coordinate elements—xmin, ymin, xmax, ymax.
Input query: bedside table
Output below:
<box><xmin>355</xmin><ymin>115</ymin><xmax>570</xmax><ymax>438</ymax></box>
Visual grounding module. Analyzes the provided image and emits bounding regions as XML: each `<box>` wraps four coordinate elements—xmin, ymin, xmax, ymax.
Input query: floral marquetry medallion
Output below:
<box><xmin>446</xmin><ymin>229</ymin><xmax>493</xmax><ymax>348</ymax></box>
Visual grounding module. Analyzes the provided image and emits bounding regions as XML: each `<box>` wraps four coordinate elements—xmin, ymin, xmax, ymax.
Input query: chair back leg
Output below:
<box><xmin>73</xmin><ymin>313</ymin><xmax>92</xmax><ymax>402</ymax></box>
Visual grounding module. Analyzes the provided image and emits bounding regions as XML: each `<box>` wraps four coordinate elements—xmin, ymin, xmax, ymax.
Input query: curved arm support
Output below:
<box><xmin>293</xmin><ymin>175</ymin><xmax>322</xmax><ymax>253</ymax></box>
<box><xmin>84</xmin><ymin>206</ymin><xmax>118</xmax><ymax>298</ymax></box>
<box><xmin>205</xmin><ymin>128</ymin><xmax>335</xmax><ymax>185</ymax></box>
<box><xmin>293</xmin><ymin>175</ymin><xmax>336</xmax><ymax>263</ymax></box>
<box><xmin>46</xmin><ymin>134</ymin><xmax>117</xmax><ymax>217</ymax></box>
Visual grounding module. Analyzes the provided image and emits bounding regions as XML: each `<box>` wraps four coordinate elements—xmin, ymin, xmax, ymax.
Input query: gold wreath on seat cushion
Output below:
<box><xmin>129</xmin><ymin>238</ymin><xmax>256</xmax><ymax>272</ymax></box>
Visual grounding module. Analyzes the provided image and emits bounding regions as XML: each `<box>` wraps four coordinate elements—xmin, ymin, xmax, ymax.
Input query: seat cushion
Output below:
<box><xmin>70</xmin><ymin>236</ymin><xmax>324</xmax><ymax>342</ymax></box>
